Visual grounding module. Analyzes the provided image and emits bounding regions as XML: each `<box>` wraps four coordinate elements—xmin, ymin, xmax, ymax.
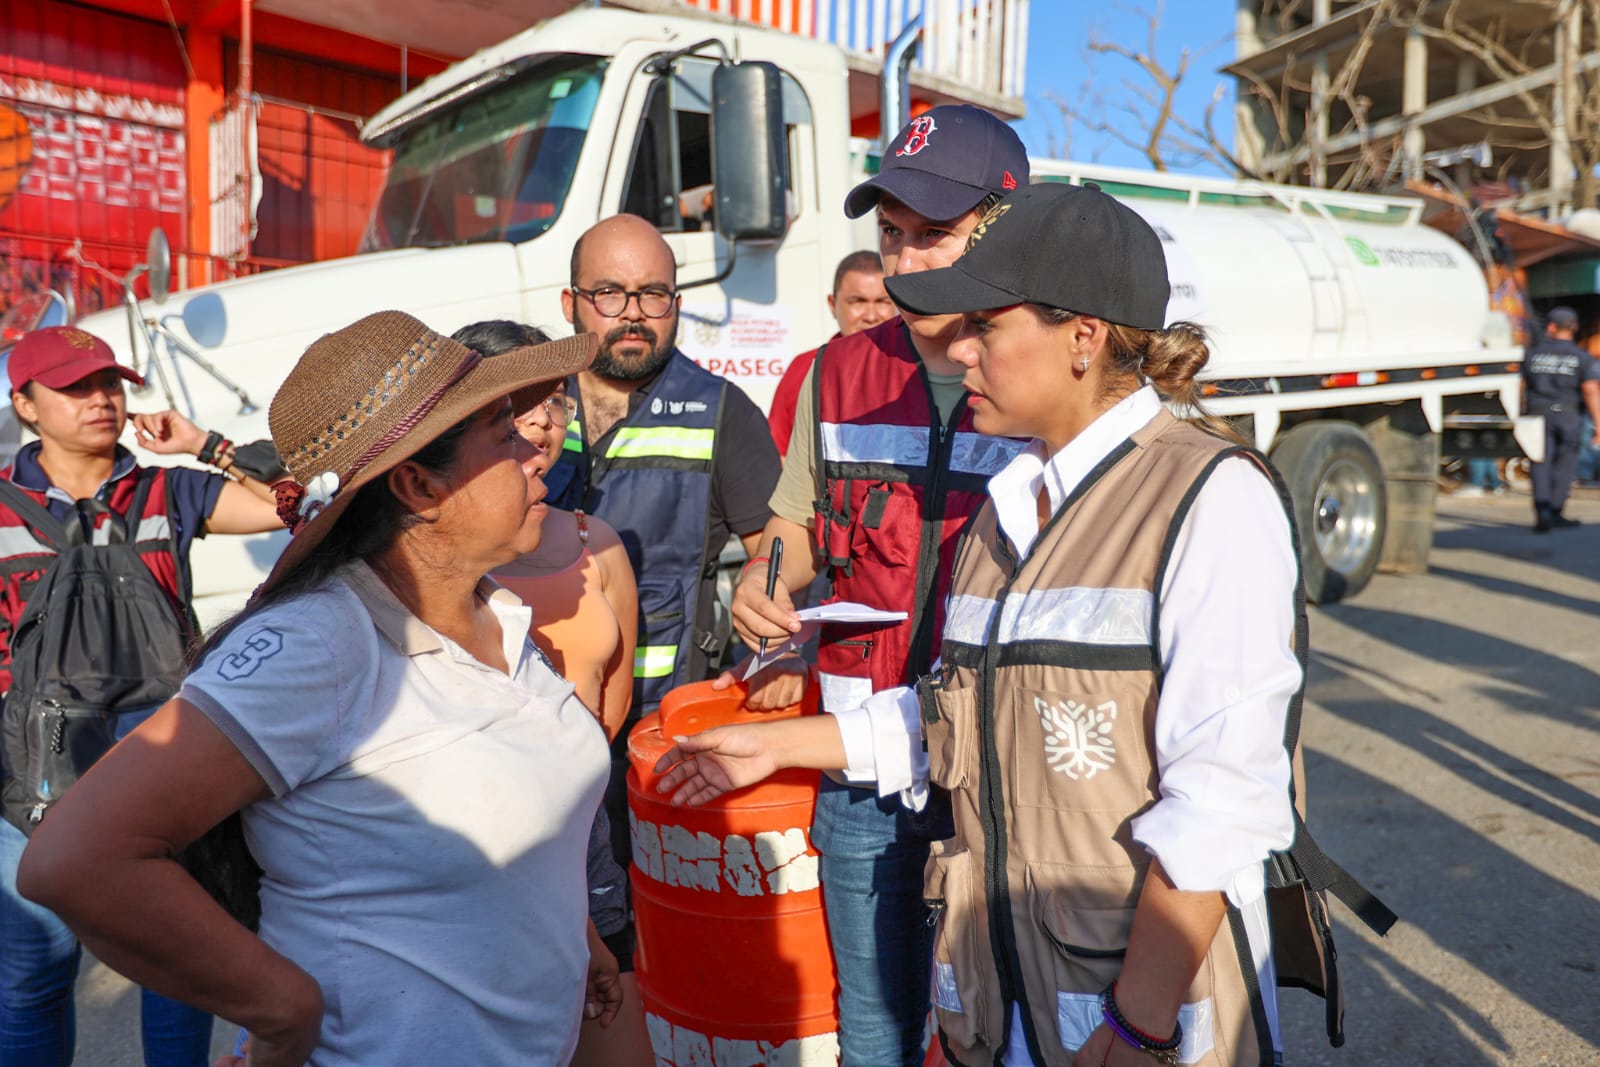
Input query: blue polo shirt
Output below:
<box><xmin>8</xmin><ymin>441</ymin><xmax>224</xmax><ymax>559</ymax></box>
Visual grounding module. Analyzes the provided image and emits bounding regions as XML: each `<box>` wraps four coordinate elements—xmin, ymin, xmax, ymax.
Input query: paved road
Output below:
<box><xmin>1278</xmin><ymin>487</ymin><xmax>1600</xmax><ymax>1066</ymax></box>
<box><xmin>74</xmin><ymin>488</ymin><xmax>1600</xmax><ymax>1065</ymax></box>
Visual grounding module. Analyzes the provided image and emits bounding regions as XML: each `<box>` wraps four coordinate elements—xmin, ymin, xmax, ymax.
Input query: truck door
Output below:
<box><xmin>611</xmin><ymin>54</ymin><xmax>823</xmax><ymax>411</ymax></box>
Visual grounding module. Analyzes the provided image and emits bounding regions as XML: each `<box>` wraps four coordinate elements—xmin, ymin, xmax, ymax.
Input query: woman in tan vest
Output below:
<box><xmin>652</xmin><ymin>183</ymin><xmax>1304</xmax><ymax>1066</ymax></box>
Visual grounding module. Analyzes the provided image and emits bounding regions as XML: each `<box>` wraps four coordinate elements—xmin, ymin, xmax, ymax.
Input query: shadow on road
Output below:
<box><xmin>1427</xmin><ymin>563</ymin><xmax>1600</xmax><ymax>619</ymax></box>
<box><xmin>1295</xmin><ymin>657</ymin><xmax>1600</xmax><ymax>1055</ymax></box>
<box><xmin>1313</xmin><ymin>648</ymin><xmax>1600</xmax><ymax>839</ymax></box>
<box><xmin>1317</xmin><ymin>602</ymin><xmax>1600</xmax><ymax>731</ymax></box>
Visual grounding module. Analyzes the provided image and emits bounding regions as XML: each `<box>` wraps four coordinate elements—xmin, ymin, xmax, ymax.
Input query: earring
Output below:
<box><xmin>1078</xmin><ymin>357</ymin><xmax>1091</xmax><ymax>372</ymax></box>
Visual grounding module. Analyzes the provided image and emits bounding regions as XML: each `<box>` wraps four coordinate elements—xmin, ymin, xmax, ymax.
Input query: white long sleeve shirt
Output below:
<box><xmin>832</xmin><ymin>387</ymin><xmax>1300</xmax><ymax>1054</ymax></box>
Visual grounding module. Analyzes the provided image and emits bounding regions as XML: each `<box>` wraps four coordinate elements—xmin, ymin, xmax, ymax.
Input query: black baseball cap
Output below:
<box><xmin>845</xmin><ymin>105</ymin><xmax>1028</xmax><ymax>221</ymax></box>
<box><xmin>1547</xmin><ymin>306</ymin><xmax>1579</xmax><ymax>329</ymax></box>
<box><xmin>884</xmin><ymin>182</ymin><xmax>1171</xmax><ymax>330</ymax></box>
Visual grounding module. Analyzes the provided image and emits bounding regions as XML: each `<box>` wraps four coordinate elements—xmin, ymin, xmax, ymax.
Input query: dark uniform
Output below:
<box><xmin>1523</xmin><ymin>332</ymin><xmax>1600</xmax><ymax>528</ymax></box>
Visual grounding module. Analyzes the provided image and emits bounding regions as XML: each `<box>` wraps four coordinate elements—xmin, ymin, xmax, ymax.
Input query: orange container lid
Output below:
<box><xmin>628</xmin><ymin>675</ymin><xmax>819</xmax><ymax>798</ymax></box>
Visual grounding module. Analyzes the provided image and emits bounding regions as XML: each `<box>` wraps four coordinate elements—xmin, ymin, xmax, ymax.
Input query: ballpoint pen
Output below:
<box><xmin>758</xmin><ymin>536</ymin><xmax>784</xmax><ymax>659</ymax></box>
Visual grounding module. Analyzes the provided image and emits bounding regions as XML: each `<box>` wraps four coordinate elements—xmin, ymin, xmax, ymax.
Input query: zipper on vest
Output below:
<box><xmin>906</xmin><ymin>380</ymin><xmax>962</xmax><ymax>682</ymax></box>
<box><xmin>977</xmin><ymin>563</ymin><xmax>1043</xmax><ymax>1062</ymax></box>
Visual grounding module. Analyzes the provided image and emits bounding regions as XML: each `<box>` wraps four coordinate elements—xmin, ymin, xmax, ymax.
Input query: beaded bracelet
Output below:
<box><xmin>1099</xmin><ymin>982</ymin><xmax>1181</xmax><ymax>1065</ymax></box>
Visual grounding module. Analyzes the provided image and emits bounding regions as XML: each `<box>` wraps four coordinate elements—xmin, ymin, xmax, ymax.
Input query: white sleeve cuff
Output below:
<box><xmin>831</xmin><ymin>703</ymin><xmax>879</xmax><ymax>783</ymax></box>
<box><xmin>1131</xmin><ymin>796</ymin><xmax>1291</xmax><ymax>908</ymax></box>
<box><xmin>825</xmin><ymin>686</ymin><xmax>929</xmax><ymax>812</ymax></box>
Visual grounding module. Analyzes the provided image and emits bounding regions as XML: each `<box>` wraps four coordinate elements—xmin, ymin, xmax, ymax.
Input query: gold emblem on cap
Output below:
<box><xmin>62</xmin><ymin>329</ymin><xmax>98</xmax><ymax>350</ymax></box>
<box><xmin>965</xmin><ymin>203</ymin><xmax>1012</xmax><ymax>251</ymax></box>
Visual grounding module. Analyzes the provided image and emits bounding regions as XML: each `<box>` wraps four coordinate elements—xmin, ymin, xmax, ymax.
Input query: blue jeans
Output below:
<box><xmin>1578</xmin><ymin>414</ymin><xmax>1599</xmax><ymax>482</ymax></box>
<box><xmin>811</xmin><ymin>777</ymin><xmax>952</xmax><ymax>1067</ymax></box>
<box><xmin>1466</xmin><ymin>457</ymin><xmax>1504</xmax><ymax>490</ymax></box>
<box><xmin>0</xmin><ymin>706</ymin><xmax>213</xmax><ymax>1066</ymax></box>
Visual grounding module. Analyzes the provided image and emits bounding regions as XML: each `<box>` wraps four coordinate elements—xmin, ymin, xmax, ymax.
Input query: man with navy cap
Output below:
<box><xmin>725</xmin><ymin>106</ymin><xmax>1029</xmax><ymax>1064</ymax></box>
<box><xmin>1522</xmin><ymin>306</ymin><xmax>1600</xmax><ymax>531</ymax></box>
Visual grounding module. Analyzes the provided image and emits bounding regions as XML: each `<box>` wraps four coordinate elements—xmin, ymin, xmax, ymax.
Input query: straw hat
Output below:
<box><xmin>260</xmin><ymin>310</ymin><xmax>596</xmax><ymax>595</ymax></box>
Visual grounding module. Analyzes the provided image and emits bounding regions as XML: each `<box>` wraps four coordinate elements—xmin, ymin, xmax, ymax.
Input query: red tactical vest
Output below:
<box><xmin>811</xmin><ymin>318</ymin><xmax>1024</xmax><ymax>715</ymax></box>
<box><xmin>0</xmin><ymin>465</ymin><xmax>190</xmax><ymax>693</ymax></box>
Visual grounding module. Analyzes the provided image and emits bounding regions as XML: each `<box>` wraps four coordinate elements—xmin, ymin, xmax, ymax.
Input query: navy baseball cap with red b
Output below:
<box><xmin>845</xmin><ymin>105</ymin><xmax>1029</xmax><ymax>221</ymax></box>
<box><xmin>8</xmin><ymin>326</ymin><xmax>144</xmax><ymax>393</ymax></box>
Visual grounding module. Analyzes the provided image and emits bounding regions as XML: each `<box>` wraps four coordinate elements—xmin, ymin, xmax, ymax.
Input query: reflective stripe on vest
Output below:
<box><xmin>817</xmin><ymin>671</ymin><xmax>874</xmax><ymax>716</ymax></box>
<box><xmin>607</xmin><ymin>426</ymin><xmax>716</xmax><ymax>461</ymax></box>
<box><xmin>563</xmin><ymin>421</ymin><xmax>583</xmax><ymax>454</ymax></box>
<box><xmin>942</xmin><ymin>588</ymin><xmax>1152</xmax><ymax>647</ymax></box>
<box><xmin>0</xmin><ymin>511</ymin><xmax>171</xmax><ymax>556</ymax></box>
<box><xmin>634</xmin><ymin>644</ymin><xmax>677</xmax><ymax>679</ymax></box>
<box><xmin>0</xmin><ymin>528</ymin><xmax>46</xmax><ymax>559</ymax></box>
<box><xmin>951</xmin><ymin>431</ymin><xmax>1027</xmax><ymax>477</ymax></box>
<box><xmin>819</xmin><ymin>422</ymin><xmax>930</xmax><ymax>469</ymax></box>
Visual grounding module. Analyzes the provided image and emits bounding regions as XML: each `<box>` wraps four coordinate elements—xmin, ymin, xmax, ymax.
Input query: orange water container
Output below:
<box><xmin>627</xmin><ymin>678</ymin><xmax>841</xmax><ymax>1066</ymax></box>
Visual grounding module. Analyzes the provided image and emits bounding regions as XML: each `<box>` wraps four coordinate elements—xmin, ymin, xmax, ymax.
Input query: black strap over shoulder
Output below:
<box><xmin>0</xmin><ymin>479</ymin><xmax>70</xmax><ymax>550</ymax></box>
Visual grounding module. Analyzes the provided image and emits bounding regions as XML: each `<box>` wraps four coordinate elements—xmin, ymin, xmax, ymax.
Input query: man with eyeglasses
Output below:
<box><xmin>548</xmin><ymin>212</ymin><xmax>782</xmax><ymax>863</ymax></box>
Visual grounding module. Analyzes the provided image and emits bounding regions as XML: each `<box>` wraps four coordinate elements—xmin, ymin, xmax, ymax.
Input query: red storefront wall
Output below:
<box><xmin>0</xmin><ymin>1</ymin><xmax>421</xmax><ymax>325</ymax></box>
<box><xmin>225</xmin><ymin>45</ymin><xmax>397</xmax><ymax>264</ymax></box>
<box><xmin>0</xmin><ymin>1</ymin><xmax>188</xmax><ymax>318</ymax></box>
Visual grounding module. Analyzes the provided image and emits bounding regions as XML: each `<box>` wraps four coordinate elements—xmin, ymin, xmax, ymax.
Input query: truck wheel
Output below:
<box><xmin>1270</xmin><ymin>422</ymin><xmax>1387</xmax><ymax>603</ymax></box>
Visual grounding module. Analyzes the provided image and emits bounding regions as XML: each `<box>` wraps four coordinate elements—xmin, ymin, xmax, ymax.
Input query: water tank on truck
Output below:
<box><xmin>1033</xmin><ymin>162</ymin><xmax>1526</xmax><ymax>602</ymax></box>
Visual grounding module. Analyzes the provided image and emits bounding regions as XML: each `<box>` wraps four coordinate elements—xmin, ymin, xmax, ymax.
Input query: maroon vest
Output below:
<box><xmin>811</xmin><ymin>318</ymin><xmax>1023</xmax><ymax>713</ymax></box>
<box><xmin>0</xmin><ymin>465</ymin><xmax>189</xmax><ymax>692</ymax></box>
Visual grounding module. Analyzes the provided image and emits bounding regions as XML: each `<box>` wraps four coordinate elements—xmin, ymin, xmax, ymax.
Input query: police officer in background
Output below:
<box><xmin>1523</xmin><ymin>306</ymin><xmax>1600</xmax><ymax>532</ymax></box>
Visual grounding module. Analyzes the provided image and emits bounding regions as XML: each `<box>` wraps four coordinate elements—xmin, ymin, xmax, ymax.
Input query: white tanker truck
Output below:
<box><xmin>10</xmin><ymin>5</ymin><xmax>1528</xmax><ymax>614</ymax></box>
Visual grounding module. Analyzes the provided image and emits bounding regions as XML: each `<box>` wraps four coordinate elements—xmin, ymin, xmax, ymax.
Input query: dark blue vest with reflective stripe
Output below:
<box><xmin>547</xmin><ymin>351</ymin><xmax>725</xmax><ymax>716</ymax></box>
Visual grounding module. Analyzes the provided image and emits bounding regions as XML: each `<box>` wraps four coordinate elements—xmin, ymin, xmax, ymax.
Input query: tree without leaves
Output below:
<box><xmin>1049</xmin><ymin>0</ymin><xmax>1395</xmax><ymax>187</ymax></box>
<box><xmin>1048</xmin><ymin>1</ymin><xmax>1236</xmax><ymax>173</ymax></box>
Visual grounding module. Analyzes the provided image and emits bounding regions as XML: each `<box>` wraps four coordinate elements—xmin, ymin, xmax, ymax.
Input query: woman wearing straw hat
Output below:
<box><xmin>16</xmin><ymin>312</ymin><xmax>610</xmax><ymax>1067</ymax></box>
<box><xmin>650</xmin><ymin>184</ymin><xmax>1307</xmax><ymax>1065</ymax></box>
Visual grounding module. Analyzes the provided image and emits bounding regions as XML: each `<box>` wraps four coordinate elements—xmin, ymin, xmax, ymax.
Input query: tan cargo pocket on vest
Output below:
<box><xmin>1010</xmin><ymin>686</ymin><xmax>1149</xmax><ymax>811</ymax></box>
<box><xmin>1030</xmin><ymin>876</ymin><xmax>1132</xmax><ymax>1000</ymax></box>
<box><xmin>925</xmin><ymin>843</ymin><xmax>989</xmax><ymax>1048</ymax></box>
<box><xmin>1028</xmin><ymin>864</ymin><xmax>1218</xmax><ymax>1061</ymax></box>
<box><xmin>923</xmin><ymin>684</ymin><xmax>976</xmax><ymax>789</ymax></box>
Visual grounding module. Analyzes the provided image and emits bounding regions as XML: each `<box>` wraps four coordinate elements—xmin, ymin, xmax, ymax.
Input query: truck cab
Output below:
<box><xmin>57</xmin><ymin>8</ymin><xmax>870</xmax><ymax>620</ymax></box>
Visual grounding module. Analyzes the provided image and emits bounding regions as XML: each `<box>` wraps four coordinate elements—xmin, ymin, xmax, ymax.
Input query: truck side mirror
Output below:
<box><xmin>146</xmin><ymin>228</ymin><xmax>172</xmax><ymax>305</ymax></box>
<box><xmin>711</xmin><ymin>62</ymin><xmax>787</xmax><ymax>242</ymax></box>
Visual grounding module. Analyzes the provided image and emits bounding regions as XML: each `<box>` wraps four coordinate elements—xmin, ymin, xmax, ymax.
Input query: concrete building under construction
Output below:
<box><xmin>1228</xmin><ymin>0</ymin><xmax>1599</xmax><ymax>214</ymax></box>
<box><xmin>1227</xmin><ymin>1</ymin><xmax>1600</xmax><ymax>334</ymax></box>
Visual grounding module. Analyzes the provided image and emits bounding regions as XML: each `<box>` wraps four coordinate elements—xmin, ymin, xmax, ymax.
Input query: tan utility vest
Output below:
<box><xmin>921</xmin><ymin>411</ymin><xmax>1297</xmax><ymax>1067</ymax></box>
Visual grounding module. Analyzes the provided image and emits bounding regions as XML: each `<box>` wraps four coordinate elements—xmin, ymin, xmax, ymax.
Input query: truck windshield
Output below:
<box><xmin>362</xmin><ymin>56</ymin><xmax>606</xmax><ymax>251</ymax></box>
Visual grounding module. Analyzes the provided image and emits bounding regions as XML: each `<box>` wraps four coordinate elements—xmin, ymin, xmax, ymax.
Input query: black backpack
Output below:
<box><xmin>0</xmin><ymin>472</ymin><xmax>193</xmax><ymax>834</ymax></box>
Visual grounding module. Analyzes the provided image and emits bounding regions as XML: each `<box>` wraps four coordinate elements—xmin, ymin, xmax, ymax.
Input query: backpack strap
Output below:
<box><xmin>0</xmin><ymin>479</ymin><xmax>71</xmax><ymax>552</ymax></box>
<box><xmin>120</xmin><ymin>468</ymin><xmax>160</xmax><ymax>547</ymax></box>
<box><xmin>161</xmin><ymin>473</ymin><xmax>195</xmax><ymax>618</ymax></box>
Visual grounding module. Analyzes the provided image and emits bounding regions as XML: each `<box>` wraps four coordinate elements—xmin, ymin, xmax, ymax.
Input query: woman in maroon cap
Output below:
<box><xmin>0</xmin><ymin>325</ymin><xmax>284</xmax><ymax>1066</ymax></box>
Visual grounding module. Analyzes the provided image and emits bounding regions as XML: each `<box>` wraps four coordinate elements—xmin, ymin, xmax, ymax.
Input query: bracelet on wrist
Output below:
<box><xmin>196</xmin><ymin>429</ymin><xmax>225</xmax><ymax>465</ymax></box>
<box><xmin>740</xmin><ymin>556</ymin><xmax>770</xmax><ymax>578</ymax></box>
<box><xmin>1100</xmin><ymin>982</ymin><xmax>1181</xmax><ymax>1065</ymax></box>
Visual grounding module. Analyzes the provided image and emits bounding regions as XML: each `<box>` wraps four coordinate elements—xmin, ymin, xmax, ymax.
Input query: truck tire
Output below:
<box><xmin>1269</xmin><ymin>421</ymin><xmax>1387</xmax><ymax>603</ymax></box>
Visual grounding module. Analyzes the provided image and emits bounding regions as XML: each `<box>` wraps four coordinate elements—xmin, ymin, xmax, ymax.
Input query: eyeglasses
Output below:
<box><xmin>571</xmin><ymin>285</ymin><xmax>678</xmax><ymax>319</ymax></box>
<box><xmin>538</xmin><ymin>393</ymin><xmax>578</xmax><ymax>428</ymax></box>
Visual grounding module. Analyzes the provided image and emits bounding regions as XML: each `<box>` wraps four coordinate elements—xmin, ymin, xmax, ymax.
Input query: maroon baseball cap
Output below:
<box><xmin>8</xmin><ymin>327</ymin><xmax>144</xmax><ymax>393</ymax></box>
